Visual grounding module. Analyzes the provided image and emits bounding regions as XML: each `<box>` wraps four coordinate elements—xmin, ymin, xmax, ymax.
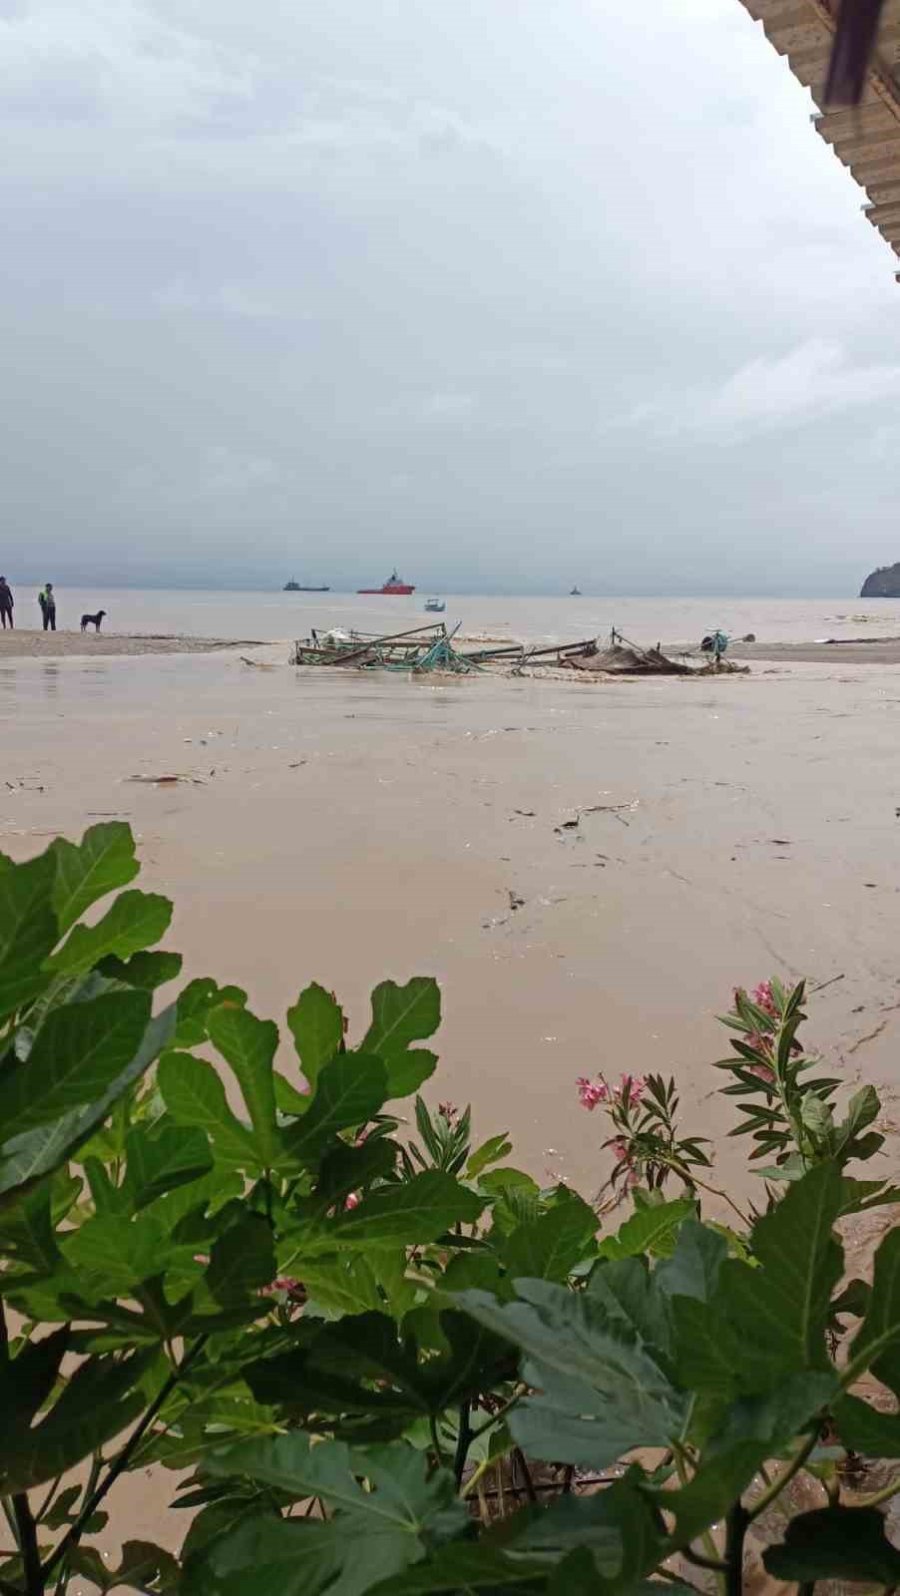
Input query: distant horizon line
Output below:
<box><xmin>5</xmin><ymin>580</ymin><xmax>871</xmax><ymax>600</ymax></box>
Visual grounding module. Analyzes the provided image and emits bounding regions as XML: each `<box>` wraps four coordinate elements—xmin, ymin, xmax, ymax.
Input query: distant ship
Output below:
<box><xmin>284</xmin><ymin>580</ymin><xmax>330</xmax><ymax>592</ymax></box>
<box><xmin>424</xmin><ymin>597</ymin><xmax>445</xmax><ymax>613</ymax></box>
<box><xmin>358</xmin><ymin>569</ymin><xmax>416</xmax><ymax>595</ymax></box>
<box><xmin>570</xmin><ymin>586</ymin><xmax>582</xmax><ymax>596</ymax></box>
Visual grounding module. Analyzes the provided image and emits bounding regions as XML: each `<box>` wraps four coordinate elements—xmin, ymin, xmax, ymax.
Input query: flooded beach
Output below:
<box><xmin>3</xmin><ymin>602</ymin><xmax>899</xmax><ymax>1202</ymax></box>
<box><xmin>6</xmin><ymin>0</ymin><xmax>900</xmax><ymax>1572</ymax></box>
<box><xmin>8</xmin><ymin>0</ymin><xmax>900</xmax><ymax>1575</ymax></box>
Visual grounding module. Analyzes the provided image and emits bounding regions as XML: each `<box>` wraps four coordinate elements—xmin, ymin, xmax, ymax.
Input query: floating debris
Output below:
<box><xmin>289</xmin><ymin>624</ymin><xmax>750</xmax><ymax>678</ymax></box>
<box><xmin>125</xmin><ymin>774</ymin><xmax>206</xmax><ymax>786</ymax></box>
<box><xmin>291</xmin><ymin>622</ymin><xmax>478</xmax><ymax>673</ymax></box>
<box><xmin>462</xmin><ymin>636</ymin><xmax>601</xmax><ymax>669</ymax></box>
<box><xmin>562</xmin><ymin>641</ymin><xmax>691</xmax><ymax>676</ymax></box>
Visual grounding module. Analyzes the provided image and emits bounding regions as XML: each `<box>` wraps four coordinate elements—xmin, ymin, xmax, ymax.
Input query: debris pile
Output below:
<box><xmin>289</xmin><ymin>623</ymin><xmax>749</xmax><ymax>678</ymax></box>
<box><xmin>461</xmin><ymin>637</ymin><xmax>600</xmax><ymax>671</ymax></box>
<box><xmin>290</xmin><ymin>622</ymin><xmax>476</xmax><ymax>673</ymax></box>
<box><xmin>561</xmin><ymin>642</ymin><xmax>691</xmax><ymax>676</ymax></box>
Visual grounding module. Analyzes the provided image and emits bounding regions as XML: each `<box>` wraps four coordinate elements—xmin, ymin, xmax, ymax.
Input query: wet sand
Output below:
<box><xmin>728</xmin><ymin>637</ymin><xmax>900</xmax><ymax>664</ymax></box>
<box><xmin>0</xmin><ymin>629</ymin><xmax>263</xmax><ymax>658</ymax></box>
<box><xmin>5</xmin><ymin>647</ymin><xmax>900</xmax><ymax>1568</ymax></box>
<box><xmin>6</xmin><ymin>624</ymin><xmax>900</xmax><ymax>666</ymax></box>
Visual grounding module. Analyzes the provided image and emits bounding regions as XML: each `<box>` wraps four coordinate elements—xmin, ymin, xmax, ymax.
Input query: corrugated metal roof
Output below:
<box><xmin>738</xmin><ymin>0</ymin><xmax>900</xmax><ymax>270</ymax></box>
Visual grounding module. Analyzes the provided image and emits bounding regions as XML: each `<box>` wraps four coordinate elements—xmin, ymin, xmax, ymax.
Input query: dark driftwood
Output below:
<box><xmin>519</xmin><ymin>637</ymin><xmax>598</xmax><ymax>660</ymax></box>
<box><xmin>460</xmin><ymin>637</ymin><xmax>597</xmax><ymax>664</ymax></box>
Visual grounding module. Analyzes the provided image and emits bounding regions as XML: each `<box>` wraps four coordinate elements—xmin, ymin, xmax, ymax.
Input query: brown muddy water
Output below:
<box><xmin>4</xmin><ymin>641</ymin><xmax>900</xmax><ymax>1575</ymax></box>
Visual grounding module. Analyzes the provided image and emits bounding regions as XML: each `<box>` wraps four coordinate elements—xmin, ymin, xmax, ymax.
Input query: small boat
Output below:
<box><xmin>358</xmin><ymin>569</ymin><xmax>416</xmax><ymax>595</ymax></box>
<box><xmin>424</xmin><ymin>597</ymin><xmax>445</xmax><ymax>613</ymax></box>
<box><xmin>284</xmin><ymin>581</ymin><xmax>330</xmax><ymax>592</ymax></box>
<box><xmin>570</xmin><ymin>586</ymin><xmax>582</xmax><ymax>596</ymax></box>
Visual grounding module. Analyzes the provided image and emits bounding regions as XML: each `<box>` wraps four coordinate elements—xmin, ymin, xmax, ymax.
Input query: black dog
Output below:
<box><xmin>80</xmin><ymin>610</ymin><xmax>107</xmax><ymax>633</ymax></box>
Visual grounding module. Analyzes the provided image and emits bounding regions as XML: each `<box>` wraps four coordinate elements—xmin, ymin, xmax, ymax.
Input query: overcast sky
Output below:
<box><xmin>3</xmin><ymin>0</ymin><xmax>900</xmax><ymax>594</ymax></box>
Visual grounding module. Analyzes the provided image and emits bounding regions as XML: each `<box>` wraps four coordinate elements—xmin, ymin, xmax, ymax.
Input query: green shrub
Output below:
<box><xmin>0</xmin><ymin>825</ymin><xmax>898</xmax><ymax>1595</ymax></box>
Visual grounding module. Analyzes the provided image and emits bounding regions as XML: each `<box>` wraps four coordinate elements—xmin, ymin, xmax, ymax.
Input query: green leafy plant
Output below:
<box><xmin>719</xmin><ymin>979</ymin><xmax>897</xmax><ymax>1209</ymax></box>
<box><xmin>403</xmin><ymin>1097</ymin><xmax>473</xmax><ymax>1176</ymax></box>
<box><xmin>185</xmin><ymin>1163</ymin><xmax>900</xmax><ymax>1596</ymax></box>
<box><xmin>1</xmin><ymin>829</ymin><xmax>899</xmax><ymax>1596</ymax></box>
<box><xmin>576</xmin><ymin>1071</ymin><xmax>712</xmax><ymax>1196</ymax></box>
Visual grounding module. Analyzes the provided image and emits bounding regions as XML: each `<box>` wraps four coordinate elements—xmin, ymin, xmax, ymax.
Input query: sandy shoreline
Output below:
<box><xmin>5</xmin><ymin>626</ymin><xmax>900</xmax><ymax>666</ymax></box>
<box><xmin>727</xmin><ymin>636</ymin><xmax>900</xmax><ymax>664</ymax></box>
<box><xmin>0</xmin><ymin>630</ymin><xmax>266</xmax><ymax>658</ymax></box>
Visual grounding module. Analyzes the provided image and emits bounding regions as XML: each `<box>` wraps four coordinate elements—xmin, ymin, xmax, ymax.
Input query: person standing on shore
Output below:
<box><xmin>38</xmin><ymin>583</ymin><xmax>56</xmax><ymax>631</ymax></box>
<box><xmin>0</xmin><ymin>578</ymin><xmax>13</xmax><ymax>630</ymax></box>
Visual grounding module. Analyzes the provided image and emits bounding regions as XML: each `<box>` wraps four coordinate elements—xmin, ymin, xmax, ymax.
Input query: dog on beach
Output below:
<box><xmin>80</xmin><ymin>610</ymin><xmax>107</xmax><ymax>633</ymax></box>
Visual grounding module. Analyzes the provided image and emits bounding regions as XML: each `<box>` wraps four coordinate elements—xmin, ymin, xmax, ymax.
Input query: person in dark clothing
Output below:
<box><xmin>38</xmin><ymin>583</ymin><xmax>56</xmax><ymax>631</ymax></box>
<box><xmin>0</xmin><ymin>578</ymin><xmax>13</xmax><ymax>630</ymax></box>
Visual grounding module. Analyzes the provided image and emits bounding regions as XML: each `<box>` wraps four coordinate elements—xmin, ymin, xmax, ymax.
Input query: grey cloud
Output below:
<box><xmin>620</xmin><ymin>341</ymin><xmax>900</xmax><ymax>440</ymax></box>
<box><xmin>2</xmin><ymin>0</ymin><xmax>899</xmax><ymax>593</ymax></box>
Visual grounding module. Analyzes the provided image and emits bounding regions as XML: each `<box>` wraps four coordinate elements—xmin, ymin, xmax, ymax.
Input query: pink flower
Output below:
<box><xmin>612</xmin><ymin>1138</ymin><xmax>630</xmax><ymax>1163</ymax></box>
<box><xmin>260</xmin><ymin>1276</ymin><xmax>302</xmax><ymax>1298</ymax></box>
<box><xmin>747</xmin><ymin>1060</ymin><xmax>775</xmax><ymax>1084</ymax></box>
<box><xmin>438</xmin><ymin>1101</ymin><xmax>458</xmax><ymax>1122</ymax></box>
<box><xmin>576</xmin><ymin>1076</ymin><xmax>609</xmax><ymax>1110</ymax></box>
<box><xmin>751</xmin><ymin>981</ymin><xmax>778</xmax><ymax>1019</ymax></box>
<box><xmin>618</xmin><ymin>1073</ymin><xmax>646</xmax><ymax>1107</ymax></box>
<box><xmin>344</xmin><ymin>1191</ymin><xmax>361</xmax><ymax>1211</ymax></box>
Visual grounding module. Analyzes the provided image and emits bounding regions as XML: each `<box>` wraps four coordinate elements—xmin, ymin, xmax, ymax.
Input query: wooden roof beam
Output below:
<box><xmin>814</xmin><ymin>105</ymin><xmax>900</xmax><ymax>137</ymax></box>
<box><xmin>869</xmin><ymin>203</ymin><xmax>900</xmax><ymax>223</ymax></box>
<box><xmin>837</xmin><ymin>151</ymin><xmax>900</xmax><ymax>181</ymax></box>
<box><xmin>771</xmin><ymin>44</ymin><xmax>830</xmax><ymax>74</ymax></box>
<box><xmin>764</xmin><ymin>22</ymin><xmax>835</xmax><ymax>54</ymax></box>
<box><xmin>798</xmin><ymin>78</ymin><xmax>889</xmax><ymax>112</ymax></box>
<box><xmin>863</xmin><ymin>176</ymin><xmax>900</xmax><ymax>201</ymax></box>
<box><xmin>788</xmin><ymin>38</ymin><xmax>900</xmax><ymax>84</ymax></box>
<box><xmin>829</xmin><ymin>129</ymin><xmax>900</xmax><ymax>161</ymax></box>
<box><xmin>743</xmin><ymin>0</ymin><xmax>820</xmax><ymax>24</ymax></box>
<box><xmin>869</xmin><ymin>217</ymin><xmax>900</xmax><ymax>236</ymax></box>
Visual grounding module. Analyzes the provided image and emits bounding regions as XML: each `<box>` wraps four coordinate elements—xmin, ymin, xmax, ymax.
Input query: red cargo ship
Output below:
<box><xmin>358</xmin><ymin>569</ymin><xmax>416</xmax><ymax>595</ymax></box>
